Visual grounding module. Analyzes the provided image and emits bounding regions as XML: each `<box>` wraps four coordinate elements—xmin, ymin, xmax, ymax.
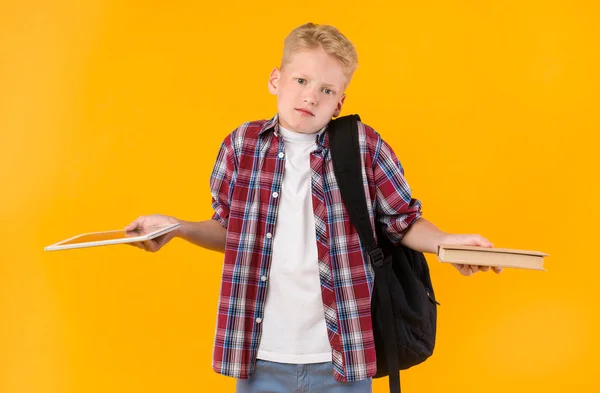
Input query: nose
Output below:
<box><xmin>302</xmin><ymin>87</ymin><xmax>318</xmax><ymax>105</ymax></box>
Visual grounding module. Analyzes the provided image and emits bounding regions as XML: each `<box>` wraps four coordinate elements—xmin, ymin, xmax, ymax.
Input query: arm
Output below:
<box><xmin>399</xmin><ymin>217</ymin><xmax>493</xmax><ymax>254</ymax></box>
<box><xmin>399</xmin><ymin>217</ymin><xmax>448</xmax><ymax>254</ymax></box>
<box><xmin>175</xmin><ymin>219</ymin><xmax>226</xmax><ymax>253</ymax></box>
<box><xmin>125</xmin><ymin>214</ymin><xmax>226</xmax><ymax>253</ymax></box>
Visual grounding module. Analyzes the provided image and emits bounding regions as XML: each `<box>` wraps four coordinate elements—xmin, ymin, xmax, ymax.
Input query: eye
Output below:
<box><xmin>322</xmin><ymin>88</ymin><xmax>334</xmax><ymax>95</ymax></box>
<box><xmin>296</xmin><ymin>78</ymin><xmax>306</xmax><ymax>85</ymax></box>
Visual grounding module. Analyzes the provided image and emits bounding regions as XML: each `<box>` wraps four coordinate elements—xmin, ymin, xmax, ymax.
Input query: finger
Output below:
<box><xmin>452</xmin><ymin>263</ymin><xmax>471</xmax><ymax>276</ymax></box>
<box><xmin>492</xmin><ymin>266</ymin><xmax>503</xmax><ymax>274</ymax></box>
<box><xmin>480</xmin><ymin>266</ymin><xmax>491</xmax><ymax>272</ymax></box>
<box><xmin>461</xmin><ymin>265</ymin><xmax>472</xmax><ymax>276</ymax></box>
<box><xmin>127</xmin><ymin>242</ymin><xmax>144</xmax><ymax>250</ymax></box>
<box><xmin>153</xmin><ymin>235</ymin><xmax>169</xmax><ymax>250</ymax></box>
<box><xmin>143</xmin><ymin>240</ymin><xmax>159</xmax><ymax>252</ymax></box>
<box><xmin>124</xmin><ymin>221</ymin><xmax>139</xmax><ymax>231</ymax></box>
<box><xmin>125</xmin><ymin>217</ymin><xmax>145</xmax><ymax>231</ymax></box>
<box><xmin>478</xmin><ymin>236</ymin><xmax>493</xmax><ymax>248</ymax></box>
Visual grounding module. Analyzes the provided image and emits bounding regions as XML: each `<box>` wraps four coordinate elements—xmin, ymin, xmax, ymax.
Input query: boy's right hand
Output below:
<box><xmin>125</xmin><ymin>214</ymin><xmax>180</xmax><ymax>252</ymax></box>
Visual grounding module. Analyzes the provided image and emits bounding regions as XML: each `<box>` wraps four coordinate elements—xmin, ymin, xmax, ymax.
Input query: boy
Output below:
<box><xmin>126</xmin><ymin>23</ymin><xmax>502</xmax><ymax>393</ymax></box>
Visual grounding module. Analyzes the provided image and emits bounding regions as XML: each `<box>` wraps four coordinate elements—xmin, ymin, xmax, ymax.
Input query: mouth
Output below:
<box><xmin>295</xmin><ymin>108</ymin><xmax>315</xmax><ymax>116</ymax></box>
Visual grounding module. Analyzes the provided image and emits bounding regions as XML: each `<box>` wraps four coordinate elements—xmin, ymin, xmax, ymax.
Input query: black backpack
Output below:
<box><xmin>329</xmin><ymin>114</ymin><xmax>440</xmax><ymax>393</ymax></box>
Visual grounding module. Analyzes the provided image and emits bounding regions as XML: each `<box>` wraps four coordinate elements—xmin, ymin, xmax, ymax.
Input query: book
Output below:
<box><xmin>437</xmin><ymin>244</ymin><xmax>548</xmax><ymax>271</ymax></box>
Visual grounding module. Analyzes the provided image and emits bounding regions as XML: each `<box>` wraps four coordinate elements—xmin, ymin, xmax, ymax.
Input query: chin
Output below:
<box><xmin>294</xmin><ymin>126</ymin><xmax>320</xmax><ymax>134</ymax></box>
<box><xmin>280</xmin><ymin>112</ymin><xmax>328</xmax><ymax>134</ymax></box>
<box><xmin>297</xmin><ymin>119</ymin><xmax>329</xmax><ymax>134</ymax></box>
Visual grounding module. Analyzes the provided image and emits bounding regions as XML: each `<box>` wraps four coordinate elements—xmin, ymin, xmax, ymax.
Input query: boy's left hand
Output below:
<box><xmin>440</xmin><ymin>233</ymin><xmax>503</xmax><ymax>276</ymax></box>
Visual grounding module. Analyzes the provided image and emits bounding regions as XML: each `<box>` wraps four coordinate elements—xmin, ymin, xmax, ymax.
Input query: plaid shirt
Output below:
<box><xmin>209</xmin><ymin>115</ymin><xmax>422</xmax><ymax>382</ymax></box>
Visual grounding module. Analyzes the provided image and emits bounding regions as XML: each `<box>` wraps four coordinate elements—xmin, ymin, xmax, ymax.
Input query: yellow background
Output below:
<box><xmin>1</xmin><ymin>1</ymin><xmax>598</xmax><ymax>392</ymax></box>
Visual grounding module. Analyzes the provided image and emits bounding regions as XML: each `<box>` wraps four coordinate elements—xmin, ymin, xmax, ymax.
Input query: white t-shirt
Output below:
<box><xmin>256</xmin><ymin>125</ymin><xmax>332</xmax><ymax>364</ymax></box>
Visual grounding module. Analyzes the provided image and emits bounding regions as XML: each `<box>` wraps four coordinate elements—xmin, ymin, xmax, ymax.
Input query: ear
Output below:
<box><xmin>332</xmin><ymin>94</ymin><xmax>346</xmax><ymax>118</ymax></box>
<box><xmin>268</xmin><ymin>67</ymin><xmax>281</xmax><ymax>95</ymax></box>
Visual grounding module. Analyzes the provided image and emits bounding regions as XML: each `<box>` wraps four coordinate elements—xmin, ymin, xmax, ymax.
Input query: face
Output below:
<box><xmin>268</xmin><ymin>48</ymin><xmax>348</xmax><ymax>134</ymax></box>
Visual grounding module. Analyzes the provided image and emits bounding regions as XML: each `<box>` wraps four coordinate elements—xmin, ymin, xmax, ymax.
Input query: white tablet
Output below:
<box><xmin>44</xmin><ymin>223</ymin><xmax>181</xmax><ymax>251</ymax></box>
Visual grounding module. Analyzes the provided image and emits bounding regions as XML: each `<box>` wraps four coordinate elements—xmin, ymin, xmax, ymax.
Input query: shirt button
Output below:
<box><xmin>278</xmin><ymin>152</ymin><xmax>285</xmax><ymax>158</ymax></box>
<box><xmin>261</xmin><ymin>276</ymin><xmax>267</xmax><ymax>282</ymax></box>
<box><xmin>256</xmin><ymin>317</ymin><xmax>263</xmax><ymax>324</ymax></box>
<box><xmin>272</xmin><ymin>192</ymin><xmax>279</xmax><ymax>198</ymax></box>
<box><xmin>266</xmin><ymin>233</ymin><xmax>272</xmax><ymax>239</ymax></box>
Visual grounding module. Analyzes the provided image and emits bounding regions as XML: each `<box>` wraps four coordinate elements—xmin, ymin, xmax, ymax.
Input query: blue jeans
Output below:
<box><xmin>235</xmin><ymin>360</ymin><xmax>372</xmax><ymax>393</ymax></box>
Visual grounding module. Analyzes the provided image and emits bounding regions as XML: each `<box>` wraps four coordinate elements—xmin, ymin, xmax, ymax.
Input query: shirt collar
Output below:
<box><xmin>259</xmin><ymin>114</ymin><xmax>331</xmax><ymax>149</ymax></box>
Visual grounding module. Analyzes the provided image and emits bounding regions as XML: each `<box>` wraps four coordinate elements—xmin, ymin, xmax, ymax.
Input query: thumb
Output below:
<box><xmin>125</xmin><ymin>217</ymin><xmax>144</xmax><ymax>231</ymax></box>
<box><xmin>471</xmin><ymin>235</ymin><xmax>493</xmax><ymax>248</ymax></box>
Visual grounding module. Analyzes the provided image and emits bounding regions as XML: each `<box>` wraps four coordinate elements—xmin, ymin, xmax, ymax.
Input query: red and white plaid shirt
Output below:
<box><xmin>209</xmin><ymin>115</ymin><xmax>422</xmax><ymax>382</ymax></box>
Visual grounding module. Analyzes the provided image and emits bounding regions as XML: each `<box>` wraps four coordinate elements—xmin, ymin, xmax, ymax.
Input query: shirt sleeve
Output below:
<box><xmin>373</xmin><ymin>137</ymin><xmax>422</xmax><ymax>244</ymax></box>
<box><xmin>210</xmin><ymin>135</ymin><xmax>236</xmax><ymax>228</ymax></box>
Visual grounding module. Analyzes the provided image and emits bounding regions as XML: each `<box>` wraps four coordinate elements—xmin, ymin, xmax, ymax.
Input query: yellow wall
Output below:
<box><xmin>1</xmin><ymin>1</ymin><xmax>598</xmax><ymax>392</ymax></box>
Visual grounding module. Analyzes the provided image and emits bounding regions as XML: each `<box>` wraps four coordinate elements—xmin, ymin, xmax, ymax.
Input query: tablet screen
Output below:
<box><xmin>59</xmin><ymin>229</ymin><xmax>146</xmax><ymax>245</ymax></box>
<box><xmin>45</xmin><ymin>223</ymin><xmax>180</xmax><ymax>250</ymax></box>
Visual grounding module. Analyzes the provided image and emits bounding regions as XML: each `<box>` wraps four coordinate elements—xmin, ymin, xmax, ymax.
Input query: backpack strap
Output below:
<box><xmin>328</xmin><ymin>115</ymin><xmax>402</xmax><ymax>393</ymax></box>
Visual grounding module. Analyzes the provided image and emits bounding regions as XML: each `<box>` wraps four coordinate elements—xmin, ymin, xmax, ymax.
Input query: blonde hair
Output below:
<box><xmin>281</xmin><ymin>23</ymin><xmax>358</xmax><ymax>80</ymax></box>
